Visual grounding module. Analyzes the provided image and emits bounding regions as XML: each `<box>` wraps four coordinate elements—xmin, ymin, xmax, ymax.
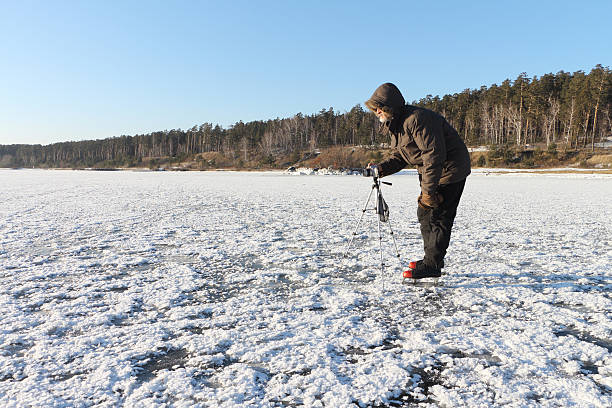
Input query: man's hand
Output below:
<box><xmin>418</xmin><ymin>192</ymin><xmax>443</xmax><ymax>209</ymax></box>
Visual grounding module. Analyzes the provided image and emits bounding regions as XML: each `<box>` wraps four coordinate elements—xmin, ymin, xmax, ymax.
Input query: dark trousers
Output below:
<box><xmin>417</xmin><ymin>178</ymin><xmax>466</xmax><ymax>267</ymax></box>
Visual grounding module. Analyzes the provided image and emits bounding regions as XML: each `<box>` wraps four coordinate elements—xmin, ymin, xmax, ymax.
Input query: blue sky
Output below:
<box><xmin>1</xmin><ymin>0</ymin><xmax>610</xmax><ymax>145</ymax></box>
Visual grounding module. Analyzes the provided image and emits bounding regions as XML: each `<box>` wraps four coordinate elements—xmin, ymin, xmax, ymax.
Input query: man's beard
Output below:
<box><xmin>378</xmin><ymin>115</ymin><xmax>388</xmax><ymax>123</ymax></box>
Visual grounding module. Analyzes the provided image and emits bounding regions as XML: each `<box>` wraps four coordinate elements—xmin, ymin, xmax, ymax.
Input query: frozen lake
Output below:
<box><xmin>1</xmin><ymin>169</ymin><xmax>611</xmax><ymax>407</ymax></box>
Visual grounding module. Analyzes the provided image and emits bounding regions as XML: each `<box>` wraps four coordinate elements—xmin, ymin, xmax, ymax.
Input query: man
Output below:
<box><xmin>364</xmin><ymin>83</ymin><xmax>471</xmax><ymax>279</ymax></box>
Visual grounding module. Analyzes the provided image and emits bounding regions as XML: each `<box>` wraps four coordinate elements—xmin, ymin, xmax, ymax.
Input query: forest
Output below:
<box><xmin>1</xmin><ymin>65</ymin><xmax>610</xmax><ymax>169</ymax></box>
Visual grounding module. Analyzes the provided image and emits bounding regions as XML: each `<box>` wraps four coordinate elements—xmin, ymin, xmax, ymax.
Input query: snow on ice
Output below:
<box><xmin>0</xmin><ymin>169</ymin><xmax>610</xmax><ymax>407</ymax></box>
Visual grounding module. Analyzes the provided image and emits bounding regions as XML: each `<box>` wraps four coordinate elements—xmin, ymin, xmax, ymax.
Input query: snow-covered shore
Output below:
<box><xmin>285</xmin><ymin>166</ymin><xmax>612</xmax><ymax>177</ymax></box>
<box><xmin>1</xmin><ymin>169</ymin><xmax>610</xmax><ymax>407</ymax></box>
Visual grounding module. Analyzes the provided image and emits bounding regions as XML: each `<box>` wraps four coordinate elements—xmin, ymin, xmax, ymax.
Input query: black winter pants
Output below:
<box><xmin>417</xmin><ymin>178</ymin><xmax>466</xmax><ymax>268</ymax></box>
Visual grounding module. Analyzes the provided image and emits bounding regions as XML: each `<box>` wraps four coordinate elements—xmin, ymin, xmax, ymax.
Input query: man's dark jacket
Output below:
<box><xmin>367</xmin><ymin>83</ymin><xmax>471</xmax><ymax>195</ymax></box>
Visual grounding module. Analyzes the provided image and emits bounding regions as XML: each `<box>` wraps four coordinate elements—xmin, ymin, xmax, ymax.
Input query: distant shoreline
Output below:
<box><xmin>3</xmin><ymin>167</ymin><xmax>612</xmax><ymax>175</ymax></box>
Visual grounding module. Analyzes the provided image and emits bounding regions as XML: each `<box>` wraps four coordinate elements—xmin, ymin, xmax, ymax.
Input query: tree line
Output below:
<box><xmin>1</xmin><ymin>65</ymin><xmax>610</xmax><ymax>168</ymax></box>
<box><xmin>419</xmin><ymin>64</ymin><xmax>611</xmax><ymax>150</ymax></box>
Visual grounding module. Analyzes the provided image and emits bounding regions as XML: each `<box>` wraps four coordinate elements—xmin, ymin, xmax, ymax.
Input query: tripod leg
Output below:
<box><xmin>342</xmin><ymin>184</ymin><xmax>375</xmax><ymax>259</ymax></box>
<box><xmin>386</xmin><ymin>218</ymin><xmax>405</xmax><ymax>271</ymax></box>
<box><xmin>376</xmin><ymin>186</ymin><xmax>385</xmax><ymax>290</ymax></box>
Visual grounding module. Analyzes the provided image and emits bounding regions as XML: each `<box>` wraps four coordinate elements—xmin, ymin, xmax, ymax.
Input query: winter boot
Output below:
<box><xmin>403</xmin><ymin>260</ymin><xmax>442</xmax><ymax>280</ymax></box>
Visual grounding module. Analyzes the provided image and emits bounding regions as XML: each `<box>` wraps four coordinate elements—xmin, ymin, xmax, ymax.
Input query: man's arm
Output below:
<box><xmin>377</xmin><ymin>150</ymin><xmax>408</xmax><ymax>177</ymax></box>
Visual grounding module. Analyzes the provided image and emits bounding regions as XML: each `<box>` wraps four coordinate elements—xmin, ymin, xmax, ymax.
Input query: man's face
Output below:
<box><xmin>375</xmin><ymin>107</ymin><xmax>392</xmax><ymax>123</ymax></box>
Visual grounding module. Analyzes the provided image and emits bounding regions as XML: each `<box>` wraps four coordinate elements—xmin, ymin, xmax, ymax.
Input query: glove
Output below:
<box><xmin>362</xmin><ymin>164</ymin><xmax>380</xmax><ymax>178</ymax></box>
<box><xmin>418</xmin><ymin>192</ymin><xmax>443</xmax><ymax>209</ymax></box>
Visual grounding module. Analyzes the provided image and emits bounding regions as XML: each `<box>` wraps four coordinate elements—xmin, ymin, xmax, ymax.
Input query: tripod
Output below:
<box><xmin>343</xmin><ymin>174</ymin><xmax>405</xmax><ymax>285</ymax></box>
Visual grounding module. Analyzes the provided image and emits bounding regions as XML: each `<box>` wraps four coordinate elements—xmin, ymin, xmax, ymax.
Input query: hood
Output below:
<box><xmin>364</xmin><ymin>83</ymin><xmax>406</xmax><ymax>113</ymax></box>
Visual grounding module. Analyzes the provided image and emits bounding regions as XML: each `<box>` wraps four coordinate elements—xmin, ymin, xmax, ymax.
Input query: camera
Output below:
<box><xmin>362</xmin><ymin>165</ymin><xmax>379</xmax><ymax>178</ymax></box>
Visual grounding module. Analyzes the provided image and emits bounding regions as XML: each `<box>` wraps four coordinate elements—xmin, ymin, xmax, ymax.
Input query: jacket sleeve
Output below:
<box><xmin>411</xmin><ymin>114</ymin><xmax>446</xmax><ymax>195</ymax></box>
<box><xmin>378</xmin><ymin>150</ymin><xmax>408</xmax><ymax>177</ymax></box>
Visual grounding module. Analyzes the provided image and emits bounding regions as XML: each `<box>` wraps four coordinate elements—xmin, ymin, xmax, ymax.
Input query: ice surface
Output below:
<box><xmin>0</xmin><ymin>169</ymin><xmax>610</xmax><ymax>407</ymax></box>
